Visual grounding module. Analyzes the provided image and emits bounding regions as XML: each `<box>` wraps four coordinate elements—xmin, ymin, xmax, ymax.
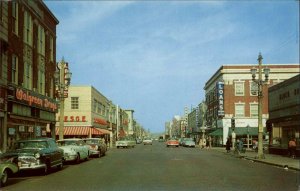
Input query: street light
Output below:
<box><xmin>55</xmin><ymin>58</ymin><xmax>72</xmax><ymax>140</ymax></box>
<box><xmin>251</xmin><ymin>52</ymin><xmax>269</xmax><ymax>159</ymax></box>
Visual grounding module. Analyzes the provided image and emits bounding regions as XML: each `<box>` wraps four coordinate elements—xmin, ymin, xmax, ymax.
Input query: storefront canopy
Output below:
<box><xmin>55</xmin><ymin>126</ymin><xmax>105</xmax><ymax>136</ymax></box>
<box><xmin>209</xmin><ymin>127</ymin><xmax>266</xmax><ymax>137</ymax></box>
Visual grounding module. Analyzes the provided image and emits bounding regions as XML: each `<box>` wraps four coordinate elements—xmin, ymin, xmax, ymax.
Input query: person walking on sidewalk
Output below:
<box><xmin>288</xmin><ymin>138</ymin><xmax>297</xmax><ymax>158</ymax></box>
<box><xmin>226</xmin><ymin>138</ymin><xmax>231</xmax><ymax>153</ymax></box>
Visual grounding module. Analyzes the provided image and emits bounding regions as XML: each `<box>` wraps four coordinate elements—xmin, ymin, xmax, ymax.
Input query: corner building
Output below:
<box><xmin>205</xmin><ymin>64</ymin><xmax>300</xmax><ymax>146</ymax></box>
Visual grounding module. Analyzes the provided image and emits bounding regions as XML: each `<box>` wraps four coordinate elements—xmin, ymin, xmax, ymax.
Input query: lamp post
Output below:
<box><xmin>246</xmin><ymin>125</ymin><xmax>250</xmax><ymax>149</ymax></box>
<box><xmin>251</xmin><ymin>53</ymin><xmax>270</xmax><ymax>159</ymax></box>
<box><xmin>55</xmin><ymin>59</ymin><xmax>72</xmax><ymax>140</ymax></box>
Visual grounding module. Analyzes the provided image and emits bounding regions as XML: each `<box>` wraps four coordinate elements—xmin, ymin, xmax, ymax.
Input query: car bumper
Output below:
<box><xmin>64</xmin><ymin>154</ymin><xmax>78</xmax><ymax>161</ymax></box>
<box><xmin>18</xmin><ymin>162</ymin><xmax>46</xmax><ymax>170</ymax></box>
<box><xmin>89</xmin><ymin>150</ymin><xmax>100</xmax><ymax>155</ymax></box>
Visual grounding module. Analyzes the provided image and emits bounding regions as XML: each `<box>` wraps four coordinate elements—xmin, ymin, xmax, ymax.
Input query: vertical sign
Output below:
<box><xmin>216</xmin><ymin>81</ymin><xmax>225</xmax><ymax>117</ymax></box>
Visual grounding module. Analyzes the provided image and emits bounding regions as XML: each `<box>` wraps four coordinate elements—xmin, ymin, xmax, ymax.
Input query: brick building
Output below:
<box><xmin>205</xmin><ymin>64</ymin><xmax>300</xmax><ymax>146</ymax></box>
<box><xmin>0</xmin><ymin>0</ymin><xmax>58</xmax><ymax>151</ymax></box>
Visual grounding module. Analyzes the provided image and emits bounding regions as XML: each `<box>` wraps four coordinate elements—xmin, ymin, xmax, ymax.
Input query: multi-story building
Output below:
<box><xmin>125</xmin><ymin>109</ymin><xmax>134</xmax><ymax>137</ymax></box>
<box><xmin>205</xmin><ymin>63</ymin><xmax>300</xmax><ymax>146</ymax></box>
<box><xmin>268</xmin><ymin>74</ymin><xmax>300</xmax><ymax>156</ymax></box>
<box><xmin>1</xmin><ymin>1</ymin><xmax>59</xmax><ymax>151</ymax></box>
<box><xmin>55</xmin><ymin>85</ymin><xmax>112</xmax><ymax>141</ymax></box>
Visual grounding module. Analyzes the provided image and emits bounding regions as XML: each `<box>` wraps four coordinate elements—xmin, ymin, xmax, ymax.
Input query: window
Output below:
<box><xmin>0</xmin><ymin>1</ymin><xmax>3</xmax><ymax>23</ymax></box>
<box><xmin>93</xmin><ymin>99</ymin><xmax>97</xmax><ymax>112</ymax></box>
<box><xmin>38</xmin><ymin>25</ymin><xmax>45</xmax><ymax>55</ymax></box>
<box><xmin>12</xmin><ymin>55</ymin><xmax>18</xmax><ymax>84</ymax></box>
<box><xmin>23</xmin><ymin>11</ymin><xmax>32</xmax><ymax>46</ymax></box>
<box><xmin>235</xmin><ymin>81</ymin><xmax>244</xmax><ymax>96</ymax></box>
<box><xmin>23</xmin><ymin>62</ymin><xmax>32</xmax><ymax>90</ymax></box>
<box><xmin>12</xmin><ymin>1</ymin><xmax>18</xmax><ymax>34</ymax></box>
<box><xmin>37</xmin><ymin>59</ymin><xmax>45</xmax><ymax>94</ymax></box>
<box><xmin>71</xmin><ymin>97</ymin><xmax>79</xmax><ymax>109</ymax></box>
<box><xmin>235</xmin><ymin>103</ymin><xmax>245</xmax><ymax>117</ymax></box>
<box><xmin>250</xmin><ymin>103</ymin><xmax>258</xmax><ymax>117</ymax></box>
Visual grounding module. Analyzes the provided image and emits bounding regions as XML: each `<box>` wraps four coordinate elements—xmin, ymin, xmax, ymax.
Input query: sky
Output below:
<box><xmin>44</xmin><ymin>0</ymin><xmax>299</xmax><ymax>133</ymax></box>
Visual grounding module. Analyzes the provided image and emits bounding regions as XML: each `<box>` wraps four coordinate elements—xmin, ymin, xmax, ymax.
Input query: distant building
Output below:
<box><xmin>268</xmin><ymin>74</ymin><xmax>300</xmax><ymax>156</ymax></box>
<box><xmin>205</xmin><ymin>64</ymin><xmax>300</xmax><ymax>146</ymax></box>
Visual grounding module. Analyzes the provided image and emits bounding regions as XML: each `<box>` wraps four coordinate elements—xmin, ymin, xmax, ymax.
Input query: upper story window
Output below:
<box><xmin>23</xmin><ymin>61</ymin><xmax>32</xmax><ymax>90</ymax></box>
<box><xmin>12</xmin><ymin>1</ymin><xmax>18</xmax><ymax>35</ymax></box>
<box><xmin>235</xmin><ymin>103</ymin><xmax>245</xmax><ymax>117</ymax></box>
<box><xmin>71</xmin><ymin>97</ymin><xmax>79</xmax><ymax>109</ymax></box>
<box><xmin>38</xmin><ymin>25</ymin><xmax>45</xmax><ymax>56</ymax></box>
<box><xmin>93</xmin><ymin>99</ymin><xmax>97</xmax><ymax>112</ymax></box>
<box><xmin>250</xmin><ymin>81</ymin><xmax>258</xmax><ymax>96</ymax></box>
<box><xmin>235</xmin><ymin>81</ymin><xmax>244</xmax><ymax>96</ymax></box>
<box><xmin>250</xmin><ymin>103</ymin><xmax>258</xmax><ymax>118</ymax></box>
<box><xmin>37</xmin><ymin>60</ymin><xmax>45</xmax><ymax>94</ymax></box>
<box><xmin>49</xmin><ymin>36</ymin><xmax>54</xmax><ymax>62</ymax></box>
<box><xmin>12</xmin><ymin>54</ymin><xmax>18</xmax><ymax>84</ymax></box>
<box><xmin>23</xmin><ymin>11</ymin><xmax>33</xmax><ymax>46</ymax></box>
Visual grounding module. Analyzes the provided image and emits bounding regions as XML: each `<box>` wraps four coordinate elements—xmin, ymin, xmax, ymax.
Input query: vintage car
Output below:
<box><xmin>116</xmin><ymin>137</ymin><xmax>136</xmax><ymax>148</ymax></box>
<box><xmin>83</xmin><ymin>138</ymin><xmax>107</xmax><ymax>158</ymax></box>
<box><xmin>0</xmin><ymin>154</ymin><xmax>19</xmax><ymax>187</ymax></box>
<box><xmin>2</xmin><ymin>138</ymin><xmax>64</xmax><ymax>175</ymax></box>
<box><xmin>166</xmin><ymin>138</ymin><xmax>179</xmax><ymax>147</ymax></box>
<box><xmin>143</xmin><ymin>138</ymin><xmax>153</xmax><ymax>145</ymax></box>
<box><xmin>57</xmin><ymin>139</ymin><xmax>89</xmax><ymax>163</ymax></box>
<box><xmin>182</xmin><ymin>138</ymin><xmax>196</xmax><ymax>147</ymax></box>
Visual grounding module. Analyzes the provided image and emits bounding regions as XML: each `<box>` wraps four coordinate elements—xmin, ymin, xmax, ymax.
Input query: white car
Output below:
<box><xmin>143</xmin><ymin>138</ymin><xmax>153</xmax><ymax>145</ymax></box>
<box><xmin>57</xmin><ymin>139</ymin><xmax>89</xmax><ymax>163</ymax></box>
<box><xmin>116</xmin><ymin>137</ymin><xmax>136</xmax><ymax>148</ymax></box>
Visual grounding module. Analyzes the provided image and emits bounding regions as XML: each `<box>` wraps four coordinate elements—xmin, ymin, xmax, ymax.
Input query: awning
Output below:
<box><xmin>209</xmin><ymin>128</ymin><xmax>223</xmax><ymax>136</ymax></box>
<box><xmin>209</xmin><ymin>127</ymin><xmax>266</xmax><ymax>137</ymax></box>
<box><xmin>55</xmin><ymin>126</ymin><xmax>104</xmax><ymax>136</ymax></box>
<box><xmin>95</xmin><ymin>128</ymin><xmax>110</xmax><ymax>135</ymax></box>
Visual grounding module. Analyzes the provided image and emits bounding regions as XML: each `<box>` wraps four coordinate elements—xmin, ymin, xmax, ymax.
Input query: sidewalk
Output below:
<box><xmin>207</xmin><ymin>147</ymin><xmax>300</xmax><ymax>171</ymax></box>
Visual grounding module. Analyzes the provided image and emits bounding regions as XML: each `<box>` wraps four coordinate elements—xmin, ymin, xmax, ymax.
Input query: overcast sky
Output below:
<box><xmin>44</xmin><ymin>1</ymin><xmax>299</xmax><ymax>133</ymax></box>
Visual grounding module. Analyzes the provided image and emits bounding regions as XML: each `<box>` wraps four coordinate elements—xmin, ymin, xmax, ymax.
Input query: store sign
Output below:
<box><xmin>60</xmin><ymin>115</ymin><xmax>87</xmax><ymax>122</ymax></box>
<box><xmin>14</xmin><ymin>87</ymin><xmax>58</xmax><ymax>112</ymax></box>
<box><xmin>216</xmin><ymin>81</ymin><xmax>225</xmax><ymax>117</ymax></box>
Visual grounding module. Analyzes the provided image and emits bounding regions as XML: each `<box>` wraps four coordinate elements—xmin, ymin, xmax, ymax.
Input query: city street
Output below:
<box><xmin>2</xmin><ymin>141</ymin><xmax>299</xmax><ymax>191</ymax></box>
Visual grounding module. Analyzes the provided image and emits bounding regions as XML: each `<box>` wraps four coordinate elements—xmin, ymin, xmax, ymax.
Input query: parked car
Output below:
<box><xmin>2</xmin><ymin>138</ymin><xmax>64</xmax><ymax>175</ymax></box>
<box><xmin>83</xmin><ymin>138</ymin><xmax>107</xmax><ymax>158</ymax></box>
<box><xmin>0</xmin><ymin>154</ymin><xmax>19</xmax><ymax>187</ymax></box>
<box><xmin>178</xmin><ymin>138</ymin><xmax>185</xmax><ymax>146</ymax></box>
<box><xmin>166</xmin><ymin>138</ymin><xmax>179</xmax><ymax>147</ymax></box>
<box><xmin>57</xmin><ymin>139</ymin><xmax>89</xmax><ymax>163</ymax></box>
<box><xmin>116</xmin><ymin>137</ymin><xmax>136</xmax><ymax>148</ymax></box>
<box><xmin>182</xmin><ymin>138</ymin><xmax>196</xmax><ymax>147</ymax></box>
<box><xmin>136</xmin><ymin>138</ymin><xmax>142</xmax><ymax>144</ymax></box>
<box><xmin>143</xmin><ymin>138</ymin><xmax>153</xmax><ymax>145</ymax></box>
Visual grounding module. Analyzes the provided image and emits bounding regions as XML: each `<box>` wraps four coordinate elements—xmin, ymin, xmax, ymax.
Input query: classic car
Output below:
<box><xmin>0</xmin><ymin>154</ymin><xmax>19</xmax><ymax>187</ymax></box>
<box><xmin>166</xmin><ymin>138</ymin><xmax>179</xmax><ymax>147</ymax></box>
<box><xmin>57</xmin><ymin>139</ymin><xmax>89</xmax><ymax>163</ymax></box>
<box><xmin>83</xmin><ymin>138</ymin><xmax>107</xmax><ymax>158</ymax></box>
<box><xmin>143</xmin><ymin>138</ymin><xmax>153</xmax><ymax>145</ymax></box>
<box><xmin>2</xmin><ymin>138</ymin><xmax>64</xmax><ymax>175</ymax></box>
<box><xmin>182</xmin><ymin>138</ymin><xmax>196</xmax><ymax>147</ymax></box>
<box><xmin>116</xmin><ymin>137</ymin><xmax>136</xmax><ymax>148</ymax></box>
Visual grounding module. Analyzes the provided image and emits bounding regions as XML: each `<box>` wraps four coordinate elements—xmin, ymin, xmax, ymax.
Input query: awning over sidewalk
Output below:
<box><xmin>55</xmin><ymin>126</ymin><xmax>104</xmax><ymax>136</ymax></box>
<box><xmin>209</xmin><ymin>127</ymin><xmax>266</xmax><ymax>136</ymax></box>
<box><xmin>95</xmin><ymin>128</ymin><xmax>110</xmax><ymax>135</ymax></box>
<box><xmin>209</xmin><ymin>128</ymin><xmax>223</xmax><ymax>136</ymax></box>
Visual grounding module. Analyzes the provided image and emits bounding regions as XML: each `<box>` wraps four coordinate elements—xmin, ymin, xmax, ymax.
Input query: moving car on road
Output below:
<box><xmin>116</xmin><ymin>137</ymin><xmax>136</xmax><ymax>148</ymax></box>
<box><xmin>166</xmin><ymin>138</ymin><xmax>179</xmax><ymax>147</ymax></box>
<box><xmin>84</xmin><ymin>138</ymin><xmax>107</xmax><ymax>158</ymax></box>
<box><xmin>182</xmin><ymin>138</ymin><xmax>196</xmax><ymax>147</ymax></box>
<box><xmin>57</xmin><ymin>139</ymin><xmax>89</xmax><ymax>163</ymax></box>
<box><xmin>0</xmin><ymin>154</ymin><xmax>19</xmax><ymax>187</ymax></box>
<box><xmin>2</xmin><ymin>138</ymin><xmax>64</xmax><ymax>175</ymax></box>
<box><xmin>143</xmin><ymin>138</ymin><xmax>153</xmax><ymax>145</ymax></box>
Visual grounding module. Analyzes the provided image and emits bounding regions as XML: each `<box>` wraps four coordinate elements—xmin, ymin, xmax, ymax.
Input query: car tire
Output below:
<box><xmin>57</xmin><ymin>159</ymin><xmax>64</xmax><ymax>170</ymax></box>
<box><xmin>44</xmin><ymin>161</ymin><xmax>51</xmax><ymax>175</ymax></box>
<box><xmin>1</xmin><ymin>169</ymin><xmax>9</xmax><ymax>187</ymax></box>
<box><xmin>76</xmin><ymin>153</ymin><xmax>81</xmax><ymax>164</ymax></box>
<box><xmin>97</xmin><ymin>151</ymin><xmax>101</xmax><ymax>158</ymax></box>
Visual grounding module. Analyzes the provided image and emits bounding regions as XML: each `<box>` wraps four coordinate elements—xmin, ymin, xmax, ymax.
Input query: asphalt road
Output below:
<box><xmin>2</xmin><ymin>141</ymin><xmax>300</xmax><ymax>191</ymax></box>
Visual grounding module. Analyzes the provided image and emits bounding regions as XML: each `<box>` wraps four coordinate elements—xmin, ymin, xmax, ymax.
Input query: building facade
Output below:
<box><xmin>1</xmin><ymin>0</ymin><xmax>59</xmax><ymax>152</ymax></box>
<box><xmin>205</xmin><ymin>64</ymin><xmax>300</xmax><ymax>146</ymax></box>
<box><xmin>268</xmin><ymin>74</ymin><xmax>300</xmax><ymax>156</ymax></box>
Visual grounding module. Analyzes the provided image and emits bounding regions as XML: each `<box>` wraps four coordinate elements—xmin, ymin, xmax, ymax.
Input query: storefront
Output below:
<box><xmin>268</xmin><ymin>74</ymin><xmax>300</xmax><ymax>156</ymax></box>
<box><xmin>6</xmin><ymin>85</ymin><xmax>57</xmax><ymax>149</ymax></box>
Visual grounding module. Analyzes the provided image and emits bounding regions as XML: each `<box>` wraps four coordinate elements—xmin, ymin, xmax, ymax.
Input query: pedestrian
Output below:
<box><xmin>288</xmin><ymin>138</ymin><xmax>297</xmax><ymax>158</ymax></box>
<box><xmin>226</xmin><ymin>138</ymin><xmax>231</xmax><ymax>153</ymax></box>
<box><xmin>238</xmin><ymin>139</ymin><xmax>244</xmax><ymax>153</ymax></box>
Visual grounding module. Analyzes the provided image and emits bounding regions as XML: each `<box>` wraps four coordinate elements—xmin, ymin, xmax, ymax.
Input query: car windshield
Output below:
<box><xmin>184</xmin><ymin>138</ymin><xmax>194</xmax><ymax>141</ymax></box>
<box><xmin>57</xmin><ymin>140</ymin><xmax>80</xmax><ymax>146</ymax></box>
<box><xmin>17</xmin><ymin>141</ymin><xmax>48</xmax><ymax>149</ymax></box>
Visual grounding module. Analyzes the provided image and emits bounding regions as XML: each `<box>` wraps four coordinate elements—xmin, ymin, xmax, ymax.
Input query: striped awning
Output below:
<box><xmin>55</xmin><ymin>126</ymin><xmax>104</xmax><ymax>136</ymax></box>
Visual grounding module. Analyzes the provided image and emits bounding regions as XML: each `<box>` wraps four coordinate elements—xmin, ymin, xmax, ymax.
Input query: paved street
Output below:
<box><xmin>1</xmin><ymin>142</ymin><xmax>299</xmax><ymax>191</ymax></box>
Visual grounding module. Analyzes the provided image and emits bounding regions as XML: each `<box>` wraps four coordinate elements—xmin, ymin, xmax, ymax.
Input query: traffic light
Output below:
<box><xmin>231</xmin><ymin>117</ymin><xmax>235</xmax><ymax>130</ymax></box>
